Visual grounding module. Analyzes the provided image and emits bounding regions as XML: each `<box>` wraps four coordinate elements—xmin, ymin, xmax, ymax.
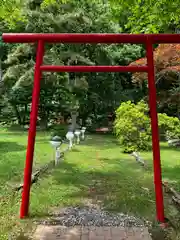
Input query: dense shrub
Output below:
<box><xmin>114</xmin><ymin>101</ymin><xmax>151</xmax><ymax>153</ymax></box>
<box><xmin>158</xmin><ymin>113</ymin><xmax>180</xmax><ymax>140</ymax></box>
<box><xmin>114</xmin><ymin>101</ymin><xmax>180</xmax><ymax>153</ymax></box>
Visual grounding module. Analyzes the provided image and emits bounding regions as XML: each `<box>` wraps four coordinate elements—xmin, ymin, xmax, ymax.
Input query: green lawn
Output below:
<box><xmin>0</xmin><ymin>128</ymin><xmax>180</xmax><ymax>239</ymax></box>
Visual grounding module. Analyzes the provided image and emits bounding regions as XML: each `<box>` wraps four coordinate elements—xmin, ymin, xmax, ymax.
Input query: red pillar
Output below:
<box><xmin>20</xmin><ymin>40</ymin><xmax>44</xmax><ymax>218</ymax></box>
<box><xmin>146</xmin><ymin>39</ymin><xmax>165</xmax><ymax>223</ymax></box>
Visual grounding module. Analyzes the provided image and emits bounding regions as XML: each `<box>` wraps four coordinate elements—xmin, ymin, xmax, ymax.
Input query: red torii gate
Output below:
<box><xmin>2</xmin><ymin>33</ymin><xmax>180</xmax><ymax>223</ymax></box>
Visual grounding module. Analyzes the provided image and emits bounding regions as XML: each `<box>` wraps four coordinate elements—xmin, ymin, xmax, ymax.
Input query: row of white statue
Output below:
<box><xmin>50</xmin><ymin>127</ymin><xmax>86</xmax><ymax>165</ymax></box>
<box><xmin>66</xmin><ymin>127</ymin><xmax>86</xmax><ymax>148</ymax></box>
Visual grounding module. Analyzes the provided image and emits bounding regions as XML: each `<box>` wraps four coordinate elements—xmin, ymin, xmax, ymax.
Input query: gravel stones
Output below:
<box><xmin>35</xmin><ymin>206</ymin><xmax>146</xmax><ymax>228</ymax></box>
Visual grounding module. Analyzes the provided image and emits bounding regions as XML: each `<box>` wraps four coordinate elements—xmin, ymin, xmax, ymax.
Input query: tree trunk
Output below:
<box><xmin>39</xmin><ymin>118</ymin><xmax>48</xmax><ymax>130</ymax></box>
<box><xmin>82</xmin><ymin>118</ymin><xmax>86</xmax><ymax>126</ymax></box>
<box><xmin>81</xmin><ymin>112</ymin><xmax>89</xmax><ymax>126</ymax></box>
<box><xmin>39</xmin><ymin>109</ymin><xmax>49</xmax><ymax>130</ymax></box>
<box><xmin>22</xmin><ymin>104</ymin><xmax>28</xmax><ymax>125</ymax></box>
<box><xmin>12</xmin><ymin>104</ymin><xmax>22</xmax><ymax>125</ymax></box>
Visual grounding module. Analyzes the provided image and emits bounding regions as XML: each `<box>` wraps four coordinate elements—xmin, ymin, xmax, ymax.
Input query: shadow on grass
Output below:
<box><xmin>162</xmin><ymin>165</ymin><xmax>180</xmax><ymax>190</ymax></box>
<box><xmin>83</xmin><ymin>134</ymin><xmax>120</xmax><ymax>149</ymax></box>
<box><xmin>160</xmin><ymin>145</ymin><xmax>180</xmax><ymax>152</ymax></box>
<box><xmin>144</xmin><ymin>144</ymin><xmax>180</xmax><ymax>188</ymax></box>
<box><xmin>31</xmin><ymin>136</ymin><xmax>180</xmax><ymax>221</ymax></box>
<box><xmin>71</xmin><ymin>148</ymin><xmax>81</xmax><ymax>152</ymax></box>
<box><xmin>3</xmin><ymin>132</ymin><xmax>28</xmax><ymax>136</ymax></box>
<box><xmin>0</xmin><ymin>141</ymin><xmax>25</xmax><ymax>153</ymax></box>
<box><xmin>32</xmin><ymin>158</ymin><xmax>155</xmax><ymax>221</ymax></box>
<box><xmin>35</xmin><ymin>139</ymin><xmax>50</xmax><ymax>144</ymax></box>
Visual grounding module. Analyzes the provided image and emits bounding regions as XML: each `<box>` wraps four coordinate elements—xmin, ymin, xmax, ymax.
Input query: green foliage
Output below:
<box><xmin>158</xmin><ymin>113</ymin><xmax>180</xmax><ymax>139</ymax></box>
<box><xmin>114</xmin><ymin>101</ymin><xmax>151</xmax><ymax>153</ymax></box>
<box><xmin>0</xmin><ymin>0</ymin><xmax>27</xmax><ymax>29</ymax></box>
<box><xmin>114</xmin><ymin>101</ymin><xmax>180</xmax><ymax>153</ymax></box>
<box><xmin>110</xmin><ymin>0</ymin><xmax>180</xmax><ymax>33</ymax></box>
<box><xmin>1</xmin><ymin>0</ymin><xmax>144</xmax><ymax>128</ymax></box>
<box><xmin>0</xmin><ymin>96</ymin><xmax>16</xmax><ymax>125</ymax></box>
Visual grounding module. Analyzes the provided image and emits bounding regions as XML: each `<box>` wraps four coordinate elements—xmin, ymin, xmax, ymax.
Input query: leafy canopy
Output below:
<box><xmin>110</xmin><ymin>0</ymin><xmax>180</xmax><ymax>33</ymax></box>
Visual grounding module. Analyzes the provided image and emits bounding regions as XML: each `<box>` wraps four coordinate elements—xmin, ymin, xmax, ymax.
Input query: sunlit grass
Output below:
<box><xmin>0</xmin><ymin>129</ymin><xmax>180</xmax><ymax>238</ymax></box>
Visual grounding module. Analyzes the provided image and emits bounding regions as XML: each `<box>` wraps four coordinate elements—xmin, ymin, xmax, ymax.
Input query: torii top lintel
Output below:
<box><xmin>2</xmin><ymin>33</ymin><xmax>180</xmax><ymax>44</ymax></box>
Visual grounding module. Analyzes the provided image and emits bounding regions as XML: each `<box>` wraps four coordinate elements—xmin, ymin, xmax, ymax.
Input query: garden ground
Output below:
<box><xmin>0</xmin><ymin>128</ymin><xmax>180</xmax><ymax>239</ymax></box>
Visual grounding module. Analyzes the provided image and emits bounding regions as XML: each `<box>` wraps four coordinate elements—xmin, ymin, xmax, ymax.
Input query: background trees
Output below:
<box><xmin>0</xmin><ymin>0</ymin><xmax>179</xmax><ymax>132</ymax></box>
<box><xmin>0</xmin><ymin>0</ymin><xmax>142</xmax><ymax>128</ymax></box>
<box><xmin>130</xmin><ymin>44</ymin><xmax>180</xmax><ymax>116</ymax></box>
<box><xmin>110</xmin><ymin>0</ymin><xmax>180</xmax><ymax>33</ymax></box>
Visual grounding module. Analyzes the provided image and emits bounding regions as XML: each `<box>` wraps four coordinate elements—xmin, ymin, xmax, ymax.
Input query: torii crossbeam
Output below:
<box><xmin>2</xmin><ymin>33</ymin><xmax>180</xmax><ymax>223</ymax></box>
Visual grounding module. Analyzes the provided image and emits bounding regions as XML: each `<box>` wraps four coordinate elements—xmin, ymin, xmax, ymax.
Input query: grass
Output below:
<box><xmin>0</xmin><ymin>128</ymin><xmax>180</xmax><ymax>239</ymax></box>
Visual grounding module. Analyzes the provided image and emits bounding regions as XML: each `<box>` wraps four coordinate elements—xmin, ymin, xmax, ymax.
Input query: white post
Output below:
<box><xmin>55</xmin><ymin>147</ymin><xmax>61</xmax><ymax>165</ymax></box>
<box><xmin>81</xmin><ymin>127</ymin><xmax>86</xmax><ymax>140</ymax></box>
<box><xmin>66</xmin><ymin>132</ymin><xmax>74</xmax><ymax>149</ymax></box>
<box><xmin>75</xmin><ymin>130</ymin><xmax>81</xmax><ymax>144</ymax></box>
<box><xmin>50</xmin><ymin>136</ymin><xmax>62</xmax><ymax>166</ymax></box>
<box><xmin>77</xmin><ymin>135</ymin><xmax>80</xmax><ymax>144</ymax></box>
<box><xmin>69</xmin><ymin>138</ymin><xmax>73</xmax><ymax>148</ymax></box>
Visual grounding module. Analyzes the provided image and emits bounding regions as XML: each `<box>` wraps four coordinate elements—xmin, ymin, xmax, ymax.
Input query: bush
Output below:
<box><xmin>114</xmin><ymin>101</ymin><xmax>180</xmax><ymax>153</ymax></box>
<box><xmin>114</xmin><ymin>101</ymin><xmax>151</xmax><ymax>153</ymax></box>
<box><xmin>158</xmin><ymin>113</ymin><xmax>180</xmax><ymax>140</ymax></box>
